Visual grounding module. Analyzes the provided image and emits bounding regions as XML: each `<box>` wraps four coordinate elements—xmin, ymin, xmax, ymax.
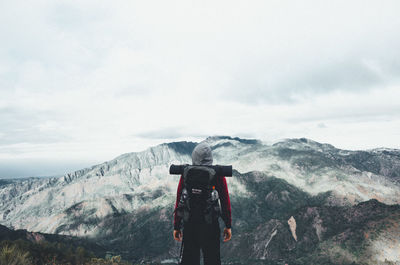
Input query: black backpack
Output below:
<box><xmin>176</xmin><ymin>165</ymin><xmax>221</xmax><ymax>224</ymax></box>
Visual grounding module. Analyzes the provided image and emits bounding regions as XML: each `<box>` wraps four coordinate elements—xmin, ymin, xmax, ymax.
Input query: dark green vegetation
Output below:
<box><xmin>0</xmin><ymin>224</ymin><xmax>105</xmax><ymax>256</ymax></box>
<box><xmin>0</xmin><ymin>224</ymin><xmax>132</xmax><ymax>264</ymax></box>
<box><xmin>343</xmin><ymin>150</ymin><xmax>400</xmax><ymax>182</ymax></box>
<box><xmin>0</xmin><ymin>179</ymin><xmax>12</xmax><ymax>187</ymax></box>
<box><xmin>0</xmin><ymin>239</ymin><xmax>95</xmax><ymax>265</ymax></box>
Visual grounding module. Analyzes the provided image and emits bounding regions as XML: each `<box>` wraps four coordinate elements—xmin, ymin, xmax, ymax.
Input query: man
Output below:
<box><xmin>173</xmin><ymin>142</ymin><xmax>232</xmax><ymax>265</ymax></box>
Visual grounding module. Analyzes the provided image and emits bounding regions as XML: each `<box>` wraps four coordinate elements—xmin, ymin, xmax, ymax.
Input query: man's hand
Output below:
<box><xmin>173</xmin><ymin>229</ymin><xmax>182</xmax><ymax>242</ymax></box>
<box><xmin>223</xmin><ymin>228</ymin><xmax>232</xmax><ymax>242</ymax></box>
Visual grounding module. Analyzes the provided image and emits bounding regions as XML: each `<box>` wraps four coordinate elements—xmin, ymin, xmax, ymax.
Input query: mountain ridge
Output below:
<box><xmin>1</xmin><ymin>136</ymin><xmax>399</xmax><ymax>264</ymax></box>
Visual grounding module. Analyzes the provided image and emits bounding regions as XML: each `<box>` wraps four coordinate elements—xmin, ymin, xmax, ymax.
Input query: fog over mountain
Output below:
<box><xmin>1</xmin><ymin>136</ymin><xmax>399</xmax><ymax>264</ymax></box>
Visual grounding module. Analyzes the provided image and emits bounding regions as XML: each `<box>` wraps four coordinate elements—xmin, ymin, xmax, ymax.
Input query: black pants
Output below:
<box><xmin>181</xmin><ymin>221</ymin><xmax>221</xmax><ymax>265</ymax></box>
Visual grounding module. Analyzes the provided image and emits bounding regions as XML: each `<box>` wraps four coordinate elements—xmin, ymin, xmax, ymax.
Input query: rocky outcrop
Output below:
<box><xmin>288</xmin><ymin>216</ymin><xmax>297</xmax><ymax>242</ymax></box>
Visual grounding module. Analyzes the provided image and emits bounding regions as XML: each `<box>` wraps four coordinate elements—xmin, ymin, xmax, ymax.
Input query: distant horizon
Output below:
<box><xmin>1</xmin><ymin>135</ymin><xmax>399</xmax><ymax>179</ymax></box>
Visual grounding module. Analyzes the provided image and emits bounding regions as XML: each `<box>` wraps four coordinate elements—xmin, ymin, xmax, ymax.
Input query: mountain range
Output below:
<box><xmin>1</xmin><ymin>136</ymin><xmax>399</xmax><ymax>264</ymax></box>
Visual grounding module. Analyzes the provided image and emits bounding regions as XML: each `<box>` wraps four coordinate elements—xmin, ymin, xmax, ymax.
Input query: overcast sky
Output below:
<box><xmin>1</xmin><ymin>0</ymin><xmax>400</xmax><ymax>178</ymax></box>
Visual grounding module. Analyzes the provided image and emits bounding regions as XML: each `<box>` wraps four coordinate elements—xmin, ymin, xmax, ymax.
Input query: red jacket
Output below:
<box><xmin>174</xmin><ymin>175</ymin><xmax>232</xmax><ymax>230</ymax></box>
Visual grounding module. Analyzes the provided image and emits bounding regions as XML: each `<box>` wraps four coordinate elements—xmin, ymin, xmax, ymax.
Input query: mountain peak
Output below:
<box><xmin>162</xmin><ymin>141</ymin><xmax>197</xmax><ymax>156</ymax></box>
<box><xmin>205</xmin><ymin>135</ymin><xmax>261</xmax><ymax>145</ymax></box>
<box><xmin>273</xmin><ymin>137</ymin><xmax>336</xmax><ymax>151</ymax></box>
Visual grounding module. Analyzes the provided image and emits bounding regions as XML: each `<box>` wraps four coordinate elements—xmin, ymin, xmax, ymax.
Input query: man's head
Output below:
<box><xmin>192</xmin><ymin>142</ymin><xmax>213</xmax><ymax>166</ymax></box>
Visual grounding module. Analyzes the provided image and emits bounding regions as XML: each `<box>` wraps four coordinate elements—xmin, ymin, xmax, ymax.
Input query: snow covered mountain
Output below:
<box><xmin>1</xmin><ymin>136</ymin><xmax>400</xmax><ymax>264</ymax></box>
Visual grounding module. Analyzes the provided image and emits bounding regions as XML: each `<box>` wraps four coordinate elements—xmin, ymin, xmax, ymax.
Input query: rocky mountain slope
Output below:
<box><xmin>1</xmin><ymin>136</ymin><xmax>399</xmax><ymax>264</ymax></box>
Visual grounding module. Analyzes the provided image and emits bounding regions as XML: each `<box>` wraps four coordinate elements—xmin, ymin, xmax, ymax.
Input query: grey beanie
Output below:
<box><xmin>192</xmin><ymin>142</ymin><xmax>213</xmax><ymax>166</ymax></box>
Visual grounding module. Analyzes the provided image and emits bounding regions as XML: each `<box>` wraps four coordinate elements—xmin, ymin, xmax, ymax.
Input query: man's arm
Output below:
<box><xmin>173</xmin><ymin>175</ymin><xmax>184</xmax><ymax>242</ymax></box>
<box><xmin>218</xmin><ymin>176</ymin><xmax>232</xmax><ymax>242</ymax></box>
<box><xmin>173</xmin><ymin>175</ymin><xmax>184</xmax><ymax>230</ymax></box>
<box><xmin>218</xmin><ymin>176</ymin><xmax>232</xmax><ymax>229</ymax></box>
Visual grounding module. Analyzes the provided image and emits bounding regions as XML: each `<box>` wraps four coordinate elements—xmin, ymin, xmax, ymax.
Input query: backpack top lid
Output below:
<box><xmin>183</xmin><ymin>165</ymin><xmax>217</xmax><ymax>188</ymax></box>
<box><xmin>191</xmin><ymin>142</ymin><xmax>213</xmax><ymax>166</ymax></box>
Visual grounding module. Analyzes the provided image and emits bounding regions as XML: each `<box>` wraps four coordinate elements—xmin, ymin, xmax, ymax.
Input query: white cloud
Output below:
<box><xmin>1</xmin><ymin>0</ymin><xmax>400</xmax><ymax>176</ymax></box>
